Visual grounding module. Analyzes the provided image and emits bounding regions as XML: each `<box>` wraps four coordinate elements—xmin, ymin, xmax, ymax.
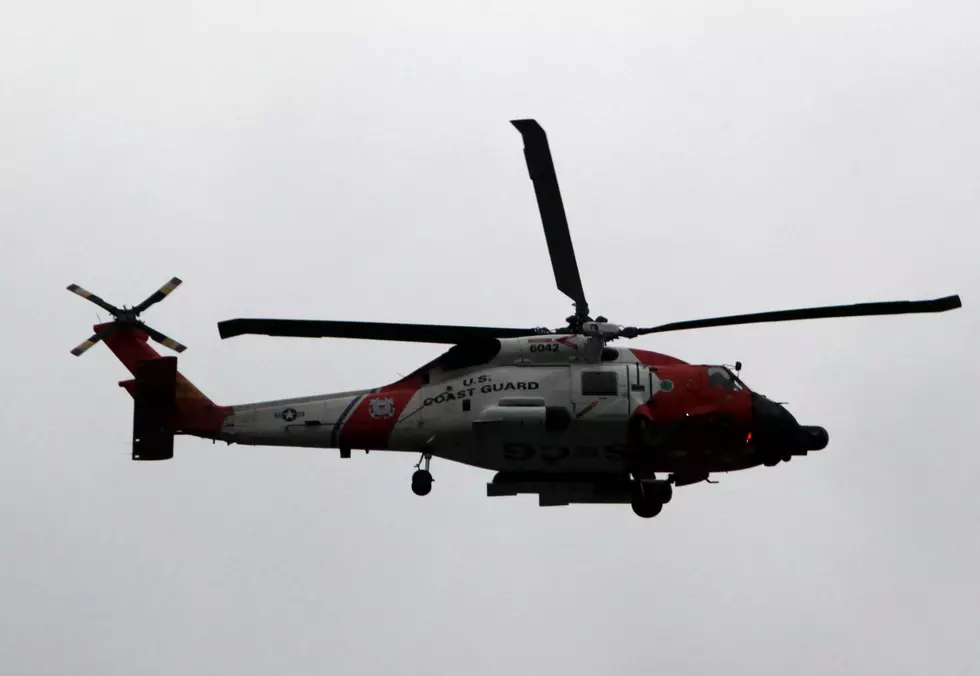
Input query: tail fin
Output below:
<box><xmin>101</xmin><ymin>324</ymin><xmax>231</xmax><ymax>444</ymax></box>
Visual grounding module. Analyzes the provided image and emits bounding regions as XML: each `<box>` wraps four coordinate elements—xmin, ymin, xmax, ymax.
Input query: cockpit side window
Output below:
<box><xmin>707</xmin><ymin>366</ymin><xmax>742</xmax><ymax>391</ymax></box>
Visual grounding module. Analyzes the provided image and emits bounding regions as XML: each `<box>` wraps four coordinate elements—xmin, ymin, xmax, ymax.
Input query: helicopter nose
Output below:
<box><xmin>751</xmin><ymin>393</ymin><xmax>829</xmax><ymax>453</ymax></box>
<box><xmin>751</xmin><ymin>393</ymin><xmax>800</xmax><ymax>449</ymax></box>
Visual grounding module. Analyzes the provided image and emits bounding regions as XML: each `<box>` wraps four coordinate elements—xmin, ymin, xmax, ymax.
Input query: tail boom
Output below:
<box><xmin>101</xmin><ymin>324</ymin><xmax>231</xmax><ymax>439</ymax></box>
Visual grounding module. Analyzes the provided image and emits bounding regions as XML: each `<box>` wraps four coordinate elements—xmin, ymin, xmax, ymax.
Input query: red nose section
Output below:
<box><xmin>631</xmin><ymin>365</ymin><xmax>753</xmax><ymax>449</ymax></box>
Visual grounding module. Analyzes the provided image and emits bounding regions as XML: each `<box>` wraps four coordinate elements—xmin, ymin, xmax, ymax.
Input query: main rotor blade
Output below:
<box><xmin>511</xmin><ymin>119</ymin><xmax>589</xmax><ymax>318</ymax></box>
<box><xmin>628</xmin><ymin>295</ymin><xmax>963</xmax><ymax>336</ymax></box>
<box><xmin>67</xmin><ymin>284</ymin><xmax>121</xmax><ymax>315</ymax></box>
<box><xmin>218</xmin><ymin>318</ymin><xmax>542</xmax><ymax>344</ymax></box>
<box><xmin>133</xmin><ymin>277</ymin><xmax>182</xmax><ymax>314</ymax></box>
<box><xmin>140</xmin><ymin>324</ymin><xmax>187</xmax><ymax>353</ymax></box>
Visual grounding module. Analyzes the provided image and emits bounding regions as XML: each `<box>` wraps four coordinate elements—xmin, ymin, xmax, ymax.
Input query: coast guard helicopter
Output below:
<box><xmin>67</xmin><ymin>119</ymin><xmax>962</xmax><ymax>518</ymax></box>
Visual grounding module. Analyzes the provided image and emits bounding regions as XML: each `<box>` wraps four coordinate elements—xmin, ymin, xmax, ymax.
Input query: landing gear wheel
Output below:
<box><xmin>630</xmin><ymin>483</ymin><xmax>664</xmax><ymax>519</ymax></box>
<box><xmin>411</xmin><ymin>469</ymin><xmax>432</xmax><ymax>496</ymax></box>
<box><xmin>411</xmin><ymin>451</ymin><xmax>434</xmax><ymax>496</ymax></box>
<box><xmin>631</xmin><ymin>495</ymin><xmax>663</xmax><ymax>519</ymax></box>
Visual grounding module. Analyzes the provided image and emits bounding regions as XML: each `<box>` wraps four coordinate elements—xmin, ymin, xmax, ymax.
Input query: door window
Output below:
<box><xmin>581</xmin><ymin>371</ymin><xmax>618</xmax><ymax>396</ymax></box>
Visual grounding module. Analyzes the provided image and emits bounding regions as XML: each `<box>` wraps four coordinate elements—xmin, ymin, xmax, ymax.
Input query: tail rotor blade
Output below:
<box><xmin>133</xmin><ymin>277</ymin><xmax>182</xmax><ymax>314</ymax></box>
<box><xmin>141</xmin><ymin>324</ymin><xmax>187</xmax><ymax>353</ymax></box>
<box><xmin>70</xmin><ymin>333</ymin><xmax>104</xmax><ymax>356</ymax></box>
<box><xmin>67</xmin><ymin>284</ymin><xmax>121</xmax><ymax>315</ymax></box>
<box><xmin>69</xmin><ymin>324</ymin><xmax>118</xmax><ymax>356</ymax></box>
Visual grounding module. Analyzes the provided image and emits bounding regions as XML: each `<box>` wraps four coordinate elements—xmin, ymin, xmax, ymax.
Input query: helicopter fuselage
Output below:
<box><xmin>212</xmin><ymin>334</ymin><xmax>819</xmax><ymax>480</ymax></box>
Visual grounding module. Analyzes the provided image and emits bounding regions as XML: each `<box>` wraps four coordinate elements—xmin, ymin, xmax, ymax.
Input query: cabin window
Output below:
<box><xmin>582</xmin><ymin>371</ymin><xmax>618</xmax><ymax>396</ymax></box>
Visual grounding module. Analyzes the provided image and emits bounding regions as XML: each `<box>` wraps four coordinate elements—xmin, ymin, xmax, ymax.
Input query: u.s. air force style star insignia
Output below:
<box><xmin>276</xmin><ymin>407</ymin><xmax>304</xmax><ymax>422</ymax></box>
<box><xmin>368</xmin><ymin>397</ymin><xmax>396</xmax><ymax>419</ymax></box>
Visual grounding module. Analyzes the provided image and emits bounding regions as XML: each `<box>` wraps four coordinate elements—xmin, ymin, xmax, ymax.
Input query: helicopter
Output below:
<box><xmin>68</xmin><ymin>119</ymin><xmax>962</xmax><ymax>518</ymax></box>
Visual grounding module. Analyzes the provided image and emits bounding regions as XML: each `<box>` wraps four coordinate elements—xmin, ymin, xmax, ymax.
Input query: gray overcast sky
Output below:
<box><xmin>2</xmin><ymin>1</ymin><xmax>979</xmax><ymax>674</ymax></box>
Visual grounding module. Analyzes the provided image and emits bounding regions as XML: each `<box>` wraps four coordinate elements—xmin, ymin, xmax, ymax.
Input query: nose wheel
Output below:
<box><xmin>412</xmin><ymin>453</ymin><xmax>433</xmax><ymax>496</ymax></box>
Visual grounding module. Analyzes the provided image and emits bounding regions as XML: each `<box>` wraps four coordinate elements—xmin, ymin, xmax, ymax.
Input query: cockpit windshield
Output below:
<box><xmin>729</xmin><ymin>369</ymin><xmax>750</xmax><ymax>391</ymax></box>
<box><xmin>707</xmin><ymin>366</ymin><xmax>745</xmax><ymax>391</ymax></box>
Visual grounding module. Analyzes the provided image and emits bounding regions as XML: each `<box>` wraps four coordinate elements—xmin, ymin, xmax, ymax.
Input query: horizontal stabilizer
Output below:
<box><xmin>133</xmin><ymin>357</ymin><xmax>177</xmax><ymax>461</ymax></box>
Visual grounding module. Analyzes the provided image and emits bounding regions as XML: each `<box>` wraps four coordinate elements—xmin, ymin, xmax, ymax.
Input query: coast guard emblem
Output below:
<box><xmin>369</xmin><ymin>397</ymin><xmax>396</xmax><ymax>419</ymax></box>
